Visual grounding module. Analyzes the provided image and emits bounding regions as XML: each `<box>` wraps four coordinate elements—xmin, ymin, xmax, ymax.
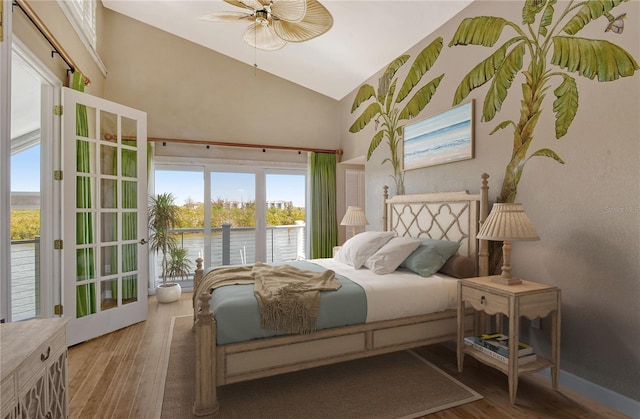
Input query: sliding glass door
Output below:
<box><xmin>152</xmin><ymin>165</ymin><xmax>307</xmax><ymax>272</ymax></box>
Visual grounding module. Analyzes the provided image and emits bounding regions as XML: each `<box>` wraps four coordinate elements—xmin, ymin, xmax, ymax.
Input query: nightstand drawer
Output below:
<box><xmin>462</xmin><ymin>286</ymin><xmax>509</xmax><ymax>314</ymax></box>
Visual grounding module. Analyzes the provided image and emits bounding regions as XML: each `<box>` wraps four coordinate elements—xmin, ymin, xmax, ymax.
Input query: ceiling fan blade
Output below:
<box><xmin>270</xmin><ymin>0</ymin><xmax>306</xmax><ymax>23</ymax></box>
<box><xmin>273</xmin><ymin>0</ymin><xmax>333</xmax><ymax>42</ymax></box>
<box><xmin>199</xmin><ymin>11</ymin><xmax>254</xmax><ymax>23</ymax></box>
<box><xmin>224</xmin><ymin>0</ymin><xmax>263</xmax><ymax>12</ymax></box>
<box><xmin>243</xmin><ymin>23</ymin><xmax>287</xmax><ymax>51</ymax></box>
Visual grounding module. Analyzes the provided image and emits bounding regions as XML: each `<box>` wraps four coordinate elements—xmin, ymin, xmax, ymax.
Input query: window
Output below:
<box><xmin>58</xmin><ymin>0</ymin><xmax>97</xmax><ymax>51</ymax></box>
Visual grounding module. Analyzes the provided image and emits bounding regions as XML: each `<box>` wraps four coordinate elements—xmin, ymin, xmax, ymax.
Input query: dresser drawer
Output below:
<box><xmin>16</xmin><ymin>327</ymin><xmax>66</xmax><ymax>390</ymax></box>
<box><xmin>462</xmin><ymin>285</ymin><xmax>509</xmax><ymax>314</ymax></box>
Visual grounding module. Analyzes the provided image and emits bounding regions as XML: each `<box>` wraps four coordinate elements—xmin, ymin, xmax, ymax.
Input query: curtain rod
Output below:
<box><xmin>13</xmin><ymin>0</ymin><xmax>90</xmax><ymax>85</ymax></box>
<box><xmin>148</xmin><ymin>137</ymin><xmax>343</xmax><ymax>157</ymax></box>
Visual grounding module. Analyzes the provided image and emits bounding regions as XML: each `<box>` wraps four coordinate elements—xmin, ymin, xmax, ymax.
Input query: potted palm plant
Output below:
<box><xmin>148</xmin><ymin>192</ymin><xmax>182</xmax><ymax>303</ymax></box>
<box><xmin>167</xmin><ymin>247</ymin><xmax>192</xmax><ymax>282</ymax></box>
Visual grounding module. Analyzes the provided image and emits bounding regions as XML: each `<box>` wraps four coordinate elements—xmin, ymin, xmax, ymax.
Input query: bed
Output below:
<box><xmin>191</xmin><ymin>173</ymin><xmax>490</xmax><ymax>416</ymax></box>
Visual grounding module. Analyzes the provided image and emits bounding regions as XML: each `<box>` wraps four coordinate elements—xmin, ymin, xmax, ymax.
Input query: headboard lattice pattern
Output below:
<box><xmin>382</xmin><ymin>185</ymin><xmax>487</xmax><ymax>266</ymax></box>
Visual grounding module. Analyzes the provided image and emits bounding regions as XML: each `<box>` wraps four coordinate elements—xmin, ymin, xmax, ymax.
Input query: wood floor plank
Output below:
<box><xmin>68</xmin><ymin>292</ymin><xmax>628</xmax><ymax>419</ymax></box>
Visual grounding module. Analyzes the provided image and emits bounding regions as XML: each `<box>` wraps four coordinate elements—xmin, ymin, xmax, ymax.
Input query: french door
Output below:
<box><xmin>62</xmin><ymin>87</ymin><xmax>148</xmax><ymax>346</ymax></box>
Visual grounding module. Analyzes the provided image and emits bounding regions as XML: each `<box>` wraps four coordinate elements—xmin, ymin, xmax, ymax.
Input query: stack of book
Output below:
<box><xmin>464</xmin><ymin>333</ymin><xmax>537</xmax><ymax>365</ymax></box>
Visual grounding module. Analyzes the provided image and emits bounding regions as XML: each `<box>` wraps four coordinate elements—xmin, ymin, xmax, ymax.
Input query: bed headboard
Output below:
<box><xmin>383</xmin><ymin>173</ymin><xmax>490</xmax><ymax>277</ymax></box>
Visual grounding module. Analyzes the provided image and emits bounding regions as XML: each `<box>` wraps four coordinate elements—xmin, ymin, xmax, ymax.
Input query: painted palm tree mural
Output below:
<box><xmin>350</xmin><ymin>37</ymin><xmax>445</xmax><ymax>195</ymax></box>
<box><xmin>449</xmin><ymin>0</ymin><xmax>639</xmax><ymax>203</ymax></box>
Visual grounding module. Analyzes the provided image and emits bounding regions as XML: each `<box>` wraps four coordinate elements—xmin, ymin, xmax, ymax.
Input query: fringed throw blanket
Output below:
<box><xmin>195</xmin><ymin>262</ymin><xmax>341</xmax><ymax>335</ymax></box>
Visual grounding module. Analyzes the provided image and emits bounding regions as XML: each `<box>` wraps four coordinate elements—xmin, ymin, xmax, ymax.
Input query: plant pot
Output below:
<box><xmin>156</xmin><ymin>283</ymin><xmax>182</xmax><ymax>303</ymax></box>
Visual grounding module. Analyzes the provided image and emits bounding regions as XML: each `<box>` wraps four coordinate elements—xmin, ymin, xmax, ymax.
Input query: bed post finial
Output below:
<box><xmin>194</xmin><ymin>257</ymin><xmax>204</xmax><ymax>291</ymax></box>
<box><xmin>478</xmin><ymin>173</ymin><xmax>490</xmax><ymax>277</ymax></box>
<box><xmin>193</xmin><ymin>292</ymin><xmax>219</xmax><ymax>417</ymax></box>
<box><xmin>382</xmin><ymin>185</ymin><xmax>389</xmax><ymax>232</ymax></box>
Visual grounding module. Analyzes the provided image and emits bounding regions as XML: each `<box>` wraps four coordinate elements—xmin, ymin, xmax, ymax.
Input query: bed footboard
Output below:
<box><xmin>193</xmin><ymin>292</ymin><xmax>219</xmax><ymax>417</ymax></box>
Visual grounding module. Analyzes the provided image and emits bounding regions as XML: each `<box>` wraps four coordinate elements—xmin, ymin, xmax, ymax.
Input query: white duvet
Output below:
<box><xmin>312</xmin><ymin>258</ymin><xmax>458</xmax><ymax>323</ymax></box>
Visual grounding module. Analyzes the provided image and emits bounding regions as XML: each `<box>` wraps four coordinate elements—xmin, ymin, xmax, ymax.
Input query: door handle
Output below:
<box><xmin>139</xmin><ymin>238</ymin><xmax>148</xmax><ymax>245</ymax></box>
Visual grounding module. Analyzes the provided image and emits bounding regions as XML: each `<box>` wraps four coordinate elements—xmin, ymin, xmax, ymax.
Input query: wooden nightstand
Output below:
<box><xmin>456</xmin><ymin>276</ymin><xmax>561</xmax><ymax>404</ymax></box>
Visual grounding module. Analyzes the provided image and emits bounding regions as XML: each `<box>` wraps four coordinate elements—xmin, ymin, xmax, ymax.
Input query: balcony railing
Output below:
<box><xmin>10</xmin><ymin>224</ymin><xmax>306</xmax><ymax>318</ymax></box>
<box><xmin>154</xmin><ymin>223</ymin><xmax>306</xmax><ymax>289</ymax></box>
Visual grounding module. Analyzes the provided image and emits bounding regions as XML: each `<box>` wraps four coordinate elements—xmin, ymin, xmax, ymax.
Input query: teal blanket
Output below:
<box><xmin>208</xmin><ymin>260</ymin><xmax>367</xmax><ymax>345</ymax></box>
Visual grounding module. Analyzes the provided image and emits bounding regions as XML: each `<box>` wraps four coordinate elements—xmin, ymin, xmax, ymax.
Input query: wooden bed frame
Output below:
<box><xmin>191</xmin><ymin>173</ymin><xmax>490</xmax><ymax>416</ymax></box>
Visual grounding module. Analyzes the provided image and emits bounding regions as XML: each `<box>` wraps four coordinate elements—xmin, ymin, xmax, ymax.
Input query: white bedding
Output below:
<box><xmin>312</xmin><ymin>258</ymin><xmax>459</xmax><ymax>323</ymax></box>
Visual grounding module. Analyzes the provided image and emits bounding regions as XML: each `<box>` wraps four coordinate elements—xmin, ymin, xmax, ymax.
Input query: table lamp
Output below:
<box><xmin>340</xmin><ymin>206</ymin><xmax>368</xmax><ymax>236</ymax></box>
<box><xmin>476</xmin><ymin>203</ymin><xmax>539</xmax><ymax>285</ymax></box>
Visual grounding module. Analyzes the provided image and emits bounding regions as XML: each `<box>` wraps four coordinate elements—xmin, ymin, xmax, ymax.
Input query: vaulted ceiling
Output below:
<box><xmin>102</xmin><ymin>1</ymin><xmax>474</xmax><ymax>100</ymax></box>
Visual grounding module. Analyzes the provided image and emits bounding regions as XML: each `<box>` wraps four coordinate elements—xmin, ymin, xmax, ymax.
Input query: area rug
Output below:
<box><xmin>159</xmin><ymin>315</ymin><xmax>482</xmax><ymax>418</ymax></box>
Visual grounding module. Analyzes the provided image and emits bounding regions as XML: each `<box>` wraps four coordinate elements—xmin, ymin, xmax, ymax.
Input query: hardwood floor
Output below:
<box><xmin>68</xmin><ymin>293</ymin><xmax>628</xmax><ymax>418</ymax></box>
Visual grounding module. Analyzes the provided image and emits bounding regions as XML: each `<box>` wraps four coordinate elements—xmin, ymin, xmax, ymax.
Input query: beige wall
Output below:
<box><xmin>100</xmin><ymin>9</ymin><xmax>340</xmax><ymax>148</ymax></box>
<box><xmin>341</xmin><ymin>0</ymin><xmax>640</xmax><ymax>402</ymax></box>
<box><xmin>12</xmin><ymin>0</ymin><xmax>105</xmax><ymax>94</ymax></box>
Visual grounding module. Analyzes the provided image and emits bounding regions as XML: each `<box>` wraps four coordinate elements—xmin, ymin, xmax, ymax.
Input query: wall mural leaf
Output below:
<box><xmin>482</xmin><ymin>41</ymin><xmax>526</xmax><ymax>122</ymax></box>
<box><xmin>396</xmin><ymin>38</ymin><xmax>443</xmax><ymax>103</ymax></box>
<box><xmin>349</xmin><ymin>38</ymin><xmax>444</xmax><ymax>194</ymax></box>
<box><xmin>553</xmin><ymin>74</ymin><xmax>579</xmax><ymax>138</ymax></box>
<box><xmin>450</xmin><ymin>0</ymin><xmax>637</xmax><ymax>203</ymax></box>
<box><xmin>551</xmin><ymin>37</ymin><xmax>639</xmax><ymax>81</ymax></box>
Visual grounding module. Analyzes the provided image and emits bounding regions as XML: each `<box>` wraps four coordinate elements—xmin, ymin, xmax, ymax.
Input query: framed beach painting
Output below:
<box><xmin>402</xmin><ymin>101</ymin><xmax>474</xmax><ymax>171</ymax></box>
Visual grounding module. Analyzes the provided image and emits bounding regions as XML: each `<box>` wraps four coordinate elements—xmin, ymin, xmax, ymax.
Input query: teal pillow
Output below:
<box><xmin>400</xmin><ymin>238</ymin><xmax>461</xmax><ymax>277</ymax></box>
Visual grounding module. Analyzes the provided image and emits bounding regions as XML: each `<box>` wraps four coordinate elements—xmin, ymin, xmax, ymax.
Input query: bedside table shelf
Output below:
<box><xmin>457</xmin><ymin>276</ymin><xmax>561</xmax><ymax>404</ymax></box>
<box><xmin>462</xmin><ymin>346</ymin><xmax>553</xmax><ymax>375</ymax></box>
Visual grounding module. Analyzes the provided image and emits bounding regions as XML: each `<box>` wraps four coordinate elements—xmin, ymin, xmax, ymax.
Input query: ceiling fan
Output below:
<box><xmin>200</xmin><ymin>0</ymin><xmax>333</xmax><ymax>51</ymax></box>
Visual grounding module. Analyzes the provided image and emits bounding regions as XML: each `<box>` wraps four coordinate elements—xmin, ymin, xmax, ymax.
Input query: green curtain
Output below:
<box><xmin>73</xmin><ymin>71</ymin><xmax>96</xmax><ymax>318</ymax></box>
<box><xmin>309</xmin><ymin>152</ymin><xmax>337</xmax><ymax>258</ymax></box>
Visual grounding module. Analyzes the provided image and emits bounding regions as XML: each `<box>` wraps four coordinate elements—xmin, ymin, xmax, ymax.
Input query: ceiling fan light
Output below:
<box><xmin>243</xmin><ymin>23</ymin><xmax>287</xmax><ymax>51</ymax></box>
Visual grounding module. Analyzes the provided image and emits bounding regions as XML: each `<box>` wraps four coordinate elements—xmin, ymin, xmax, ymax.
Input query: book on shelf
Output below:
<box><xmin>472</xmin><ymin>333</ymin><xmax>534</xmax><ymax>357</ymax></box>
<box><xmin>464</xmin><ymin>337</ymin><xmax>537</xmax><ymax>365</ymax></box>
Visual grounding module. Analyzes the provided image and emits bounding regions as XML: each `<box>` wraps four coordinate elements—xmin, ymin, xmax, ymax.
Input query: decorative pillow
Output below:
<box><xmin>400</xmin><ymin>238</ymin><xmax>461</xmax><ymax>277</ymax></box>
<box><xmin>364</xmin><ymin>236</ymin><xmax>422</xmax><ymax>274</ymax></box>
<box><xmin>438</xmin><ymin>255</ymin><xmax>476</xmax><ymax>278</ymax></box>
<box><xmin>335</xmin><ymin>231</ymin><xmax>396</xmax><ymax>269</ymax></box>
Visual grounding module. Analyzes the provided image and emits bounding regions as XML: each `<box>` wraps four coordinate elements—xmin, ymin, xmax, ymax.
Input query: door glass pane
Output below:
<box><xmin>101</xmin><ymin>213</ymin><xmax>117</xmax><ymax>242</ymax></box>
<box><xmin>122</xmin><ymin>275</ymin><xmax>138</xmax><ymax>304</ymax></box>
<box><xmin>122</xmin><ymin>180</ymin><xmax>137</xmax><ymax>209</ymax></box>
<box><xmin>77</xmin><ymin>105</ymin><xmax>96</xmax><ymax>139</ymax></box>
<box><xmin>101</xmin><ymin>178</ymin><xmax>117</xmax><ymax>208</ymax></box>
<box><xmin>122</xmin><ymin>212</ymin><xmax>137</xmax><ymax>241</ymax></box>
<box><xmin>100</xmin><ymin>144</ymin><xmax>116</xmax><ymax>175</ymax></box>
<box><xmin>121</xmin><ymin>117</ymin><xmax>137</xmax><ymax>146</ymax></box>
<box><xmin>101</xmin><ymin>279</ymin><xmax>117</xmax><ymax>311</ymax></box>
<box><xmin>266</xmin><ymin>173</ymin><xmax>306</xmax><ymax>262</ymax></box>
<box><xmin>101</xmin><ymin>245</ymin><xmax>117</xmax><ymax>276</ymax></box>
<box><xmin>100</xmin><ymin>110</ymin><xmax>117</xmax><ymax>143</ymax></box>
<box><xmin>121</xmin><ymin>148</ymin><xmax>137</xmax><ymax>177</ymax></box>
<box><xmin>76</xmin><ymin>247</ymin><xmax>95</xmax><ymax>282</ymax></box>
<box><xmin>76</xmin><ymin>283</ymin><xmax>97</xmax><ymax>317</ymax></box>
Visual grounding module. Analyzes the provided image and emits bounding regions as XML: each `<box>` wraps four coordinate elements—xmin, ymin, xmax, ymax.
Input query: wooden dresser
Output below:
<box><xmin>1</xmin><ymin>318</ymin><xmax>69</xmax><ymax>418</ymax></box>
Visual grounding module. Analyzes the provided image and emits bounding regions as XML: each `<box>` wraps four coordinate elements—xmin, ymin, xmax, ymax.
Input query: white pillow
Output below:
<box><xmin>364</xmin><ymin>236</ymin><xmax>422</xmax><ymax>274</ymax></box>
<box><xmin>335</xmin><ymin>231</ymin><xmax>396</xmax><ymax>269</ymax></box>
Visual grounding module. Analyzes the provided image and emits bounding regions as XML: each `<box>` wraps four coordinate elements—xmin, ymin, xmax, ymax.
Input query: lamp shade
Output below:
<box><xmin>340</xmin><ymin>206</ymin><xmax>368</xmax><ymax>227</ymax></box>
<box><xmin>477</xmin><ymin>203</ymin><xmax>539</xmax><ymax>241</ymax></box>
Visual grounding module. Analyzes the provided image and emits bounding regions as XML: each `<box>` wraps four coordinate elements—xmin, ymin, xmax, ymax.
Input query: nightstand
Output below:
<box><xmin>456</xmin><ymin>276</ymin><xmax>561</xmax><ymax>404</ymax></box>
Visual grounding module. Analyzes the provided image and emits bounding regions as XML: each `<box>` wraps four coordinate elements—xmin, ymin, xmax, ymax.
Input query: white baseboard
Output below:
<box><xmin>537</xmin><ymin>369</ymin><xmax>640</xmax><ymax>419</ymax></box>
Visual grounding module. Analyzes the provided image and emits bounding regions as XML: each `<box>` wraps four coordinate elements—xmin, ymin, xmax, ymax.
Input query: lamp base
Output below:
<box><xmin>490</xmin><ymin>275</ymin><xmax>522</xmax><ymax>286</ymax></box>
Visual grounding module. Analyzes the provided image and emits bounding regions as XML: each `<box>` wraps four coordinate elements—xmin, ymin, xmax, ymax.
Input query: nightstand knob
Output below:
<box><xmin>480</xmin><ymin>295</ymin><xmax>486</xmax><ymax>305</ymax></box>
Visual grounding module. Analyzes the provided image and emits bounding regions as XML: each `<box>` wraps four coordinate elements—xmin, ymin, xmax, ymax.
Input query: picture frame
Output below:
<box><xmin>402</xmin><ymin>100</ymin><xmax>474</xmax><ymax>171</ymax></box>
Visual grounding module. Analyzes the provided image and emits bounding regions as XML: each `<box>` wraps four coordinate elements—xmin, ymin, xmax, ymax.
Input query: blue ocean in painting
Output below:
<box><xmin>403</xmin><ymin>102</ymin><xmax>472</xmax><ymax>169</ymax></box>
